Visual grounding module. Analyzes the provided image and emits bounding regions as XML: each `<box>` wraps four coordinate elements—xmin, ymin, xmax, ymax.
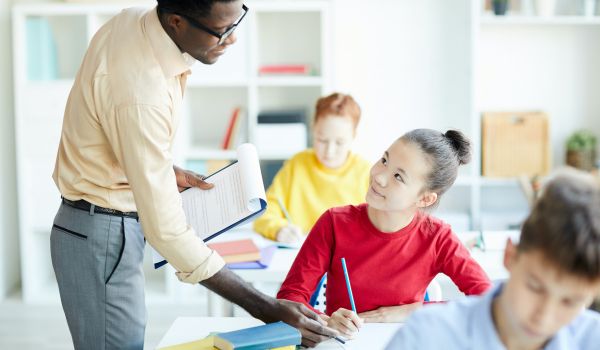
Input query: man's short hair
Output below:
<box><xmin>519</xmin><ymin>168</ymin><xmax>600</xmax><ymax>281</ymax></box>
<box><xmin>157</xmin><ymin>0</ymin><xmax>238</xmax><ymax>18</ymax></box>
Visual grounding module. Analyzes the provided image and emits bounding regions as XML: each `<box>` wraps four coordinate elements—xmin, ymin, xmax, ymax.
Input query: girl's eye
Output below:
<box><xmin>381</xmin><ymin>157</ymin><xmax>387</xmax><ymax>165</ymax></box>
<box><xmin>395</xmin><ymin>174</ymin><xmax>404</xmax><ymax>183</ymax></box>
<box><xmin>527</xmin><ymin>282</ymin><xmax>542</xmax><ymax>294</ymax></box>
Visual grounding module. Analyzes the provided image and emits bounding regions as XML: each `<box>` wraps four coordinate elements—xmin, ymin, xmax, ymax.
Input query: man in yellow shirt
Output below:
<box><xmin>254</xmin><ymin>93</ymin><xmax>371</xmax><ymax>243</ymax></box>
<box><xmin>51</xmin><ymin>1</ymin><xmax>336</xmax><ymax>349</ymax></box>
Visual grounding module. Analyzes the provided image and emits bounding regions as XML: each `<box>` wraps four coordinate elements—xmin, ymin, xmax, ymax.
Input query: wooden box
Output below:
<box><xmin>482</xmin><ymin>111</ymin><xmax>551</xmax><ymax>177</ymax></box>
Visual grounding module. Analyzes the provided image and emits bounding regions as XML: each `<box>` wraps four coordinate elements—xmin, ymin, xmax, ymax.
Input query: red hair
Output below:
<box><xmin>314</xmin><ymin>93</ymin><xmax>361</xmax><ymax>130</ymax></box>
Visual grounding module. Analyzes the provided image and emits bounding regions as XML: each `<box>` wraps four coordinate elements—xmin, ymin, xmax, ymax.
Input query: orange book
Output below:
<box><xmin>207</xmin><ymin>239</ymin><xmax>261</xmax><ymax>263</ymax></box>
<box><xmin>226</xmin><ymin>109</ymin><xmax>244</xmax><ymax>150</ymax></box>
<box><xmin>221</xmin><ymin>107</ymin><xmax>241</xmax><ymax>150</ymax></box>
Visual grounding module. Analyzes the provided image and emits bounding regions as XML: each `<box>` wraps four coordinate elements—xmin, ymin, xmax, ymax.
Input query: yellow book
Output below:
<box><xmin>158</xmin><ymin>335</ymin><xmax>217</xmax><ymax>350</ymax></box>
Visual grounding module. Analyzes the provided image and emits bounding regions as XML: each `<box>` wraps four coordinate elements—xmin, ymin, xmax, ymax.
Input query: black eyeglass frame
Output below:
<box><xmin>175</xmin><ymin>4</ymin><xmax>248</xmax><ymax>45</ymax></box>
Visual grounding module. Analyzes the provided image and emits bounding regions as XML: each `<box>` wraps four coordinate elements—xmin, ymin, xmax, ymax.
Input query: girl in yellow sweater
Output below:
<box><xmin>253</xmin><ymin>93</ymin><xmax>371</xmax><ymax>243</ymax></box>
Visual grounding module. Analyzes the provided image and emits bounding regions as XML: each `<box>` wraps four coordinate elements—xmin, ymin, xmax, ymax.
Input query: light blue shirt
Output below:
<box><xmin>385</xmin><ymin>283</ymin><xmax>600</xmax><ymax>350</ymax></box>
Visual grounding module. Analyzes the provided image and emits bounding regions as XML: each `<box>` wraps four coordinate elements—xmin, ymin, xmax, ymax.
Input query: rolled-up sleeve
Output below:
<box><xmin>101</xmin><ymin>103</ymin><xmax>225</xmax><ymax>283</ymax></box>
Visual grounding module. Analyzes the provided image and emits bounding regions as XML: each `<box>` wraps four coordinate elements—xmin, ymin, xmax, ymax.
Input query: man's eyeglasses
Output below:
<box><xmin>176</xmin><ymin>4</ymin><xmax>248</xmax><ymax>46</ymax></box>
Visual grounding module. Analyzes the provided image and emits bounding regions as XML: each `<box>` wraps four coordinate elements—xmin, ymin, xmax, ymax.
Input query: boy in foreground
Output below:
<box><xmin>385</xmin><ymin>168</ymin><xmax>600</xmax><ymax>349</ymax></box>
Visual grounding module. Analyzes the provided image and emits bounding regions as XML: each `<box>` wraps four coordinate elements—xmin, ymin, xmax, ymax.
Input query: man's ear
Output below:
<box><xmin>504</xmin><ymin>238</ymin><xmax>517</xmax><ymax>271</ymax></box>
<box><xmin>165</xmin><ymin>13</ymin><xmax>186</xmax><ymax>34</ymax></box>
<box><xmin>417</xmin><ymin>191</ymin><xmax>437</xmax><ymax>208</ymax></box>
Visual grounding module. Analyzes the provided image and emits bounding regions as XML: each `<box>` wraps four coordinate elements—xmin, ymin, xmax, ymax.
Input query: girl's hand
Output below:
<box><xmin>358</xmin><ymin>302</ymin><xmax>423</xmax><ymax>323</ymax></box>
<box><xmin>276</xmin><ymin>225</ymin><xmax>304</xmax><ymax>244</ymax></box>
<box><xmin>326</xmin><ymin>308</ymin><xmax>363</xmax><ymax>339</ymax></box>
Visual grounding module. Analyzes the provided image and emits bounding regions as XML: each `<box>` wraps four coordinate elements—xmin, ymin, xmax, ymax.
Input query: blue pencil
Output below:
<box><xmin>341</xmin><ymin>257</ymin><xmax>357</xmax><ymax>313</ymax></box>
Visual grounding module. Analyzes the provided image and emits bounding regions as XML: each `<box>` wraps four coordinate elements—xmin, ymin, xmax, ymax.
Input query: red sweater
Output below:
<box><xmin>277</xmin><ymin>204</ymin><xmax>491</xmax><ymax>315</ymax></box>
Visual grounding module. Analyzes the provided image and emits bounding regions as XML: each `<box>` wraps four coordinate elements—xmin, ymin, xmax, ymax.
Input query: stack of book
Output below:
<box><xmin>207</xmin><ymin>239</ymin><xmax>277</xmax><ymax>269</ymax></box>
<box><xmin>159</xmin><ymin>322</ymin><xmax>300</xmax><ymax>350</ymax></box>
<box><xmin>207</xmin><ymin>239</ymin><xmax>261</xmax><ymax>264</ymax></box>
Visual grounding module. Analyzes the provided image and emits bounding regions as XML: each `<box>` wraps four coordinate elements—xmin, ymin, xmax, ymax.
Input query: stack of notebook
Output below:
<box><xmin>207</xmin><ymin>239</ymin><xmax>277</xmax><ymax>269</ymax></box>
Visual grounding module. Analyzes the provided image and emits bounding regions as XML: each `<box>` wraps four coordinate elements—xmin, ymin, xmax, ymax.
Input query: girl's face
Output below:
<box><xmin>366</xmin><ymin>139</ymin><xmax>436</xmax><ymax>212</ymax></box>
<box><xmin>312</xmin><ymin>115</ymin><xmax>355</xmax><ymax>169</ymax></box>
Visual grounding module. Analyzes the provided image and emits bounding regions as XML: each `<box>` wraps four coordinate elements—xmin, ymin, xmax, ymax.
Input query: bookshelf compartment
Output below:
<box><xmin>24</xmin><ymin>15</ymin><xmax>87</xmax><ymax>81</ymax></box>
<box><xmin>256</xmin><ymin>11</ymin><xmax>322</xmax><ymax>76</ymax></box>
<box><xmin>185</xmin><ymin>87</ymin><xmax>249</xmax><ymax>151</ymax></box>
<box><xmin>257</xmin><ymin>86</ymin><xmax>321</xmax><ymax>118</ymax></box>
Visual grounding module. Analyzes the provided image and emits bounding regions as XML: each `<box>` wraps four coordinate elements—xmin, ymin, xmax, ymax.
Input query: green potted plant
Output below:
<box><xmin>566</xmin><ymin>130</ymin><xmax>597</xmax><ymax>171</ymax></box>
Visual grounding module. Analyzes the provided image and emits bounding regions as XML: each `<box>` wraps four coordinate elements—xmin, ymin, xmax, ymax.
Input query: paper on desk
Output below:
<box><xmin>152</xmin><ymin>144</ymin><xmax>267</xmax><ymax>268</ymax></box>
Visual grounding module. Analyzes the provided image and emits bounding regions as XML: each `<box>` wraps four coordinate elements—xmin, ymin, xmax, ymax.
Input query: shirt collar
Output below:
<box><xmin>471</xmin><ymin>282</ymin><xmax>577</xmax><ymax>350</ymax></box>
<box><xmin>143</xmin><ymin>7</ymin><xmax>194</xmax><ymax>78</ymax></box>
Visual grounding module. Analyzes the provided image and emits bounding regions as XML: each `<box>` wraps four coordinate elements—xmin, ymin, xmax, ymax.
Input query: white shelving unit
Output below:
<box><xmin>12</xmin><ymin>1</ymin><xmax>331</xmax><ymax>303</ymax></box>
<box><xmin>469</xmin><ymin>0</ymin><xmax>600</xmax><ymax>230</ymax></box>
<box><xmin>11</xmin><ymin>0</ymin><xmax>600</xmax><ymax>303</ymax></box>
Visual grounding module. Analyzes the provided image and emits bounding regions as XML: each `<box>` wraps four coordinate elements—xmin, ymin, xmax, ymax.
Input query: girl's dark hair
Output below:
<box><xmin>519</xmin><ymin>169</ymin><xmax>600</xmax><ymax>281</ymax></box>
<box><xmin>157</xmin><ymin>0</ymin><xmax>237</xmax><ymax>18</ymax></box>
<box><xmin>401</xmin><ymin>129</ymin><xmax>471</xmax><ymax>197</ymax></box>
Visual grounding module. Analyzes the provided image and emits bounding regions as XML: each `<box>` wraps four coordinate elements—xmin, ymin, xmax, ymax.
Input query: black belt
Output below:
<box><xmin>62</xmin><ymin>197</ymin><xmax>139</xmax><ymax>220</ymax></box>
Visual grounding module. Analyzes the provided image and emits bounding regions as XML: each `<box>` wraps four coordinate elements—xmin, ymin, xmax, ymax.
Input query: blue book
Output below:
<box><xmin>213</xmin><ymin>322</ymin><xmax>301</xmax><ymax>350</ymax></box>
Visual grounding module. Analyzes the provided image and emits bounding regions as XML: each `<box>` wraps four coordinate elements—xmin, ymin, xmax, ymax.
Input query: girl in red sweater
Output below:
<box><xmin>277</xmin><ymin>129</ymin><xmax>492</xmax><ymax>339</ymax></box>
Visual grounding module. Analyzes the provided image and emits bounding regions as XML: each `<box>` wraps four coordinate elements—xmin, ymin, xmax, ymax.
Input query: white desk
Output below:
<box><xmin>156</xmin><ymin>317</ymin><xmax>401</xmax><ymax>349</ymax></box>
<box><xmin>207</xmin><ymin>230</ymin><xmax>520</xmax><ymax>316</ymax></box>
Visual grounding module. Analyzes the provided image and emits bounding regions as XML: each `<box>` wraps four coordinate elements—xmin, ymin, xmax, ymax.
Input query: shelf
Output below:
<box><xmin>480</xmin><ymin>15</ymin><xmax>600</xmax><ymax>26</ymax></box>
<box><xmin>187</xmin><ymin>80</ymin><xmax>248</xmax><ymax>88</ymax></box>
<box><xmin>256</xmin><ymin>76</ymin><xmax>323</xmax><ymax>86</ymax></box>
<box><xmin>186</xmin><ymin>148</ymin><xmax>238</xmax><ymax>160</ymax></box>
<box><xmin>478</xmin><ymin>177</ymin><xmax>519</xmax><ymax>187</ymax></box>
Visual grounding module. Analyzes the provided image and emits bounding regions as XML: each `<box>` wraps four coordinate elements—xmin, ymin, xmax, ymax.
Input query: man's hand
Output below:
<box><xmin>358</xmin><ymin>302</ymin><xmax>423</xmax><ymax>323</ymax></box>
<box><xmin>268</xmin><ymin>299</ymin><xmax>339</xmax><ymax>348</ymax></box>
<box><xmin>201</xmin><ymin>268</ymin><xmax>337</xmax><ymax>348</ymax></box>
<box><xmin>173</xmin><ymin>165</ymin><xmax>213</xmax><ymax>192</ymax></box>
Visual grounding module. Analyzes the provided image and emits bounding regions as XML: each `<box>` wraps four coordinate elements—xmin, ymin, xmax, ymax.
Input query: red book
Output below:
<box><xmin>207</xmin><ymin>239</ymin><xmax>261</xmax><ymax>264</ymax></box>
<box><xmin>259</xmin><ymin>64</ymin><xmax>312</xmax><ymax>75</ymax></box>
<box><xmin>221</xmin><ymin>107</ymin><xmax>241</xmax><ymax>150</ymax></box>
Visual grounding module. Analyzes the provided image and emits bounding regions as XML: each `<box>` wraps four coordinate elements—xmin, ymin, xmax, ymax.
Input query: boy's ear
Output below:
<box><xmin>504</xmin><ymin>238</ymin><xmax>517</xmax><ymax>271</ymax></box>
<box><xmin>417</xmin><ymin>191</ymin><xmax>438</xmax><ymax>208</ymax></box>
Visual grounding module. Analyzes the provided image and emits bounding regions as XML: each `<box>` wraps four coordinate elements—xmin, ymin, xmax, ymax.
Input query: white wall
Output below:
<box><xmin>332</xmin><ymin>0</ymin><xmax>473</xmax><ymax>163</ymax></box>
<box><xmin>0</xmin><ymin>0</ymin><xmax>20</xmax><ymax>299</ymax></box>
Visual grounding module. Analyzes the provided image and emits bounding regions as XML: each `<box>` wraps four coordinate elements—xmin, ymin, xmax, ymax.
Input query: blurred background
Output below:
<box><xmin>1</xmin><ymin>0</ymin><xmax>599</xmax><ymax>348</ymax></box>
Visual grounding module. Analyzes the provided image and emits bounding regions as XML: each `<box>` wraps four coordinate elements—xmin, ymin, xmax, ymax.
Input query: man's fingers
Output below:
<box><xmin>297</xmin><ymin>305</ymin><xmax>338</xmax><ymax>338</ymax></box>
<box><xmin>185</xmin><ymin>173</ymin><xmax>214</xmax><ymax>190</ymax></box>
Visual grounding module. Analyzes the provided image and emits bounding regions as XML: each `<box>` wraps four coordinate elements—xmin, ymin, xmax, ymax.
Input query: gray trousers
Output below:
<box><xmin>50</xmin><ymin>202</ymin><xmax>146</xmax><ymax>350</ymax></box>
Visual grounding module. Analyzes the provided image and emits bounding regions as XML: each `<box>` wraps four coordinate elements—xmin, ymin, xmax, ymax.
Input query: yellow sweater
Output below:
<box><xmin>253</xmin><ymin>149</ymin><xmax>371</xmax><ymax>240</ymax></box>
